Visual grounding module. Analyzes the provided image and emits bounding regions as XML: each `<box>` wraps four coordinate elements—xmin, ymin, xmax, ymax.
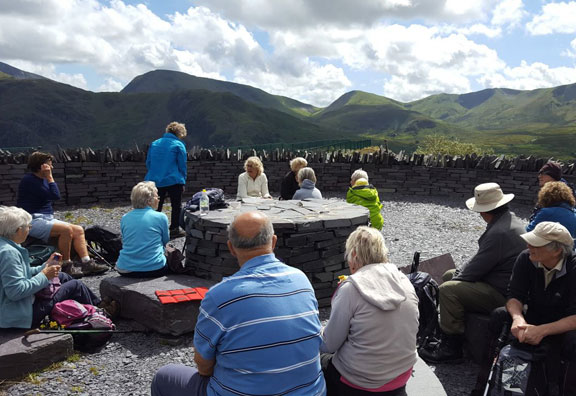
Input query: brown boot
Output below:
<box><xmin>80</xmin><ymin>259</ymin><xmax>109</xmax><ymax>275</ymax></box>
<box><xmin>61</xmin><ymin>260</ymin><xmax>84</xmax><ymax>279</ymax></box>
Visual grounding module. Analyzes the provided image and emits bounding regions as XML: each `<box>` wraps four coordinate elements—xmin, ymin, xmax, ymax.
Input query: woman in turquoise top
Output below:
<box><xmin>116</xmin><ymin>182</ymin><xmax>171</xmax><ymax>278</ymax></box>
<box><xmin>0</xmin><ymin>206</ymin><xmax>100</xmax><ymax>329</ymax></box>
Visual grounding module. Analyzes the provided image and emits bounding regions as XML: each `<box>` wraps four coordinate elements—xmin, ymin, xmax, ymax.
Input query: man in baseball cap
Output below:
<box><xmin>501</xmin><ymin>221</ymin><xmax>576</xmax><ymax>393</ymax></box>
<box><xmin>421</xmin><ymin>183</ymin><xmax>526</xmax><ymax>363</ymax></box>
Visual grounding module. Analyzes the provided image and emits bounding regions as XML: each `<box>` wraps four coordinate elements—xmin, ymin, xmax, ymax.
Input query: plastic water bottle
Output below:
<box><xmin>200</xmin><ymin>189</ymin><xmax>210</xmax><ymax>216</ymax></box>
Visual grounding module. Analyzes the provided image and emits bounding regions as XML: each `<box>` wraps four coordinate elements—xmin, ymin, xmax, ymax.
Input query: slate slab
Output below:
<box><xmin>465</xmin><ymin>313</ymin><xmax>492</xmax><ymax>364</ymax></box>
<box><xmin>0</xmin><ymin>329</ymin><xmax>73</xmax><ymax>380</ymax></box>
<box><xmin>406</xmin><ymin>357</ymin><xmax>447</xmax><ymax>395</ymax></box>
<box><xmin>100</xmin><ymin>275</ymin><xmax>216</xmax><ymax>336</ymax></box>
<box><xmin>400</xmin><ymin>253</ymin><xmax>455</xmax><ymax>285</ymax></box>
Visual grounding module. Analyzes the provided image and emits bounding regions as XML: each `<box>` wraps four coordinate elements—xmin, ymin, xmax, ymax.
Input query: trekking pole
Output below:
<box><xmin>483</xmin><ymin>324</ymin><xmax>511</xmax><ymax>396</ymax></box>
<box><xmin>24</xmin><ymin>328</ymin><xmax>146</xmax><ymax>336</ymax></box>
<box><xmin>86</xmin><ymin>244</ymin><xmax>112</xmax><ymax>267</ymax></box>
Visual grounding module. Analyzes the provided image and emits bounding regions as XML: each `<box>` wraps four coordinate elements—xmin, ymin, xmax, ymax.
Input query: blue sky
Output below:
<box><xmin>1</xmin><ymin>0</ymin><xmax>575</xmax><ymax>106</ymax></box>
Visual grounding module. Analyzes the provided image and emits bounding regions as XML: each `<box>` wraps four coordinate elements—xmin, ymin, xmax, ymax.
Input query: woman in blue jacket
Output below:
<box><xmin>0</xmin><ymin>206</ymin><xmax>101</xmax><ymax>329</ymax></box>
<box><xmin>145</xmin><ymin>122</ymin><xmax>187</xmax><ymax>239</ymax></box>
<box><xmin>527</xmin><ymin>181</ymin><xmax>576</xmax><ymax>238</ymax></box>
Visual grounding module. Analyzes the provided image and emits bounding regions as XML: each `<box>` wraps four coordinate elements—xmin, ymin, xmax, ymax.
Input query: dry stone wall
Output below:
<box><xmin>0</xmin><ymin>148</ymin><xmax>574</xmax><ymax>207</ymax></box>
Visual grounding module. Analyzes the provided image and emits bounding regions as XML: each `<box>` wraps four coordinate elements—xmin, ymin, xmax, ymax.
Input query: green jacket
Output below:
<box><xmin>346</xmin><ymin>185</ymin><xmax>384</xmax><ymax>230</ymax></box>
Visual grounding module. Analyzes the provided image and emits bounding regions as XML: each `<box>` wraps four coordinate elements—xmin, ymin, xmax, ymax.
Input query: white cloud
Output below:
<box><xmin>479</xmin><ymin>61</ymin><xmax>576</xmax><ymax>90</ymax></box>
<box><xmin>527</xmin><ymin>2</ymin><xmax>576</xmax><ymax>35</ymax></box>
<box><xmin>562</xmin><ymin>38</ymin><xmax>576</xmax><ymax>58</ymax></box>
<box><xmin>491</xmin><ymin>0</ymin><xmax>526</xmax><ymax>28</ymax></box>
<box><xmin>6</xmin><ymin>60</ymin><xmax>88</xmax><ymax>89</ymax></box>
<box><xmin>194</xmin><ymin>0</ymin><xmax>500</xmax><ymax>29</ymax></box>
<box><xmin>98</xmin><ymin>78</ymin><xmax>123</xmax><ymax>92</ymax></box>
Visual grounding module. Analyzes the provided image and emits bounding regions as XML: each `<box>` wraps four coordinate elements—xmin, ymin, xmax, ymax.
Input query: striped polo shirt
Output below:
<box><xmin>194</xmin><ymin>253</ymin><xmax>326</xmax><ymax>396</ymax></box>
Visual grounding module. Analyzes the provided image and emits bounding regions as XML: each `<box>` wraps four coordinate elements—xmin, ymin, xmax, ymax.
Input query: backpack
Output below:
<box><xmin>51</xmin><ymin>300</ymin><xmax>115</xmax><ymax>352</ymax></box>
<box><xmin>180</xmin><ymin>188</ymin><xmax>228</xmax><ymax>228</ymax></box>
<box><xmin>25</xmin><ymin>244</ymin><xmax>57</xmax><ymax>267</ymax></box>
<box><xmin>84</xmin><ymin>226</ymin><xmax>122</xmax><ymax>264</ymax></box>
<box><xmin>488</xmin><ymin>344</ymin><xmax>546</xmax><ymax>396</ymax></box>
<box><xmin>407</xmin><ymin>252</ymin><xmax>440</xmax><ymax>348</ymax></box>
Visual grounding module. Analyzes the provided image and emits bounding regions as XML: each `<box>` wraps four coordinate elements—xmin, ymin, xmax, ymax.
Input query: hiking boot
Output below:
<box><xmin>61</xmin><ymin>260</ymin><xmax>84</xmax><ymax>279</ymax></box>
<box><xmin>169</xmin><ymin>228</ymin><xmax>186</xmax><ymax>239</ymax></box>
<box><xmin>80</xmin><ymin>259</ymin><xmax>109</xmax><ymax>275</ymax></box>
<box><xmin>419</xmin><ymin>334</ymin><xmax>463</xmax><ymax>363</ymax></box>
<box><xmin>98</xmin><ymin>297</ymin><xmax>120</xmax><ymax>319</ymax></box>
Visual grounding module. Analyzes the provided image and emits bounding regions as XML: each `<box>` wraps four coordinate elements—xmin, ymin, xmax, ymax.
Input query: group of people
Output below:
<box><xmin>2</xmin><ymin>119</ymin><xmax>576</xmax><ymax>394</ymax></box>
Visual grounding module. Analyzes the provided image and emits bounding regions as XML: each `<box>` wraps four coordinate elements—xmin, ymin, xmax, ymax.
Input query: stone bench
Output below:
<box><xmin>0</xmin><ymin>329</ymin><xmax>73</xmax><ymax>380</ymax></box>
<box><xmin>406</xmin><ymin>357</ymin><xmax>447</xmax><ymax>395</ymax></box>
<box><xmin>100</xmin><ymin>274</ymin><xmax>216</xmax><ymax>336</ymax></box>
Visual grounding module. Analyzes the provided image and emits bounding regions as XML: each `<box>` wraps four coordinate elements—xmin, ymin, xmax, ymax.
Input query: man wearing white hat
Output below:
<box><xmin>503</xmin><ymin>221</ymin><xmax>576</xmax><ymax>394</ymax></box>
<box><xmin>421</xmin><ymin>182</ymin><xmax>526</xmax><ymax>363</ymax></box>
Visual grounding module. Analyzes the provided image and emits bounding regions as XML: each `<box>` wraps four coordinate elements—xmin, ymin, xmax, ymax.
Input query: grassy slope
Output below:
<box><xmin>122</xmin><ymin>70</ymin><xmax>320</xmax><ymax>119</ymax></box>
<box><xmin>0</xmin><ymin>79</ymin><xmax>342</xmax><ymax>149</ymax></box>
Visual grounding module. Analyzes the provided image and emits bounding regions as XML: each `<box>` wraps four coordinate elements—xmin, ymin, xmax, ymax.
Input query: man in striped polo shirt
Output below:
<box><xmin>151</xmin><ymin>211</ymin><xmax>326</xmax><ymax>396</ymax></box>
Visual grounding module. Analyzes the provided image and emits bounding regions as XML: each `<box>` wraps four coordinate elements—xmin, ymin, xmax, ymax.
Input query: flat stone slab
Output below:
<box><xmin>465</xmin><ymin>313</ymin><xmax>491</xmax><ymax>364</ymax></box>
<box><xmin>406</xmin><ymin>357</ymin><xmax>447</xmax><ymax>395</ymax></box>
<box><xmin>0</xmin><ymin>329</ymin><xmax>73</xmax><ymax>380</ymax></box>
<box><xmin>100</xmin><ymin>274</ymin><xmax>216</xmax><ymax>336</ymax></box>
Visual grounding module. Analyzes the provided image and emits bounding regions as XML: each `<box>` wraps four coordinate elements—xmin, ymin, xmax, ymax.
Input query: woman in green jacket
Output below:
<box><xmin>346</xmin><ymin>169</ymin><xmax>384</xmax><ymax>230</ymax></box>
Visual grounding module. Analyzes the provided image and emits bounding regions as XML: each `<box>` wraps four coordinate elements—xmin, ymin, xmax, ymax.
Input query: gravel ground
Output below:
<box><xmin>0</xmin><ymin>194</ymin><xmax>532</xmax><ymax>396</ymax></box>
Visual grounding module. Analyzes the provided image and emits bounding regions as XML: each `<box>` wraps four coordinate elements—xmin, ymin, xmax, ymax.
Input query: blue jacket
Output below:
<box><xmin>17</xmin><ymin>173</ymin><xmax>61</xmax><ymax>215</ymax></box>
<box><xmin>145</xmin><ymin>133</ymin><xmax>187</xmax><ymax>188</ymax></box>
<box><xmin>527</xmin><ymin>202</ymin><xmax>576</xmax><ymax>238</ymax></box>
<box><xmin>116</xmin><ymin>207</ymin><xmax>170</xmax><ymax>273</ymax></box>
<box><xmin>0</xmin><ymin>237</ymin><xmax>49</xmax><ymax>328</ymax></box>
<box><xmin>292</xmin><ymin>179</ymin><xmax>323</xmax><ymax>200</ymax></box>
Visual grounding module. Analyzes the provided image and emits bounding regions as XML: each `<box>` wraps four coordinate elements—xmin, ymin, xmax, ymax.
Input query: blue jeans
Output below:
<box><xmin>151</xmin><ymin>364</ymin><xmax>209</xmax><ymax>396</ymax></box>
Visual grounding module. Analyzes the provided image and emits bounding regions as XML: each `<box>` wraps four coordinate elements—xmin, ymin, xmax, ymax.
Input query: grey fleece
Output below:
<box><xmin>453</xmin><ymin>211</ymin><xmax>526</xmax><ymax>295</ymax></box>
<box><xmin>292</xmin><ymin>179</ymin><xmax>322</xmax><ymax>200</ymax></box>
<box><xmin>320</xmin><ymin>263</ymin><xmax>419</xmax><ymax>389</ymax></box>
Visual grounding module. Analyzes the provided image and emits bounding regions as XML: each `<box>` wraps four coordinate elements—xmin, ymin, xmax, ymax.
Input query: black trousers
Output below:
<box><xmin>157</xmin><ymin>184</ymin><xmax>184</xmax><ymax>230</ymax></box>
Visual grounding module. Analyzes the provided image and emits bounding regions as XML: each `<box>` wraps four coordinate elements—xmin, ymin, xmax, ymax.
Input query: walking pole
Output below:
<box><xmin>483</xmin><ymin>324</ymin><xmax>511</xmax><ymax>396</ymax></box>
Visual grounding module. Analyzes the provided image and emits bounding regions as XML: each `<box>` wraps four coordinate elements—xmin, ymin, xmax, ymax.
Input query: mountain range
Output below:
<box><xmin>1</xmin><ymin>61</ymin><xmax>575</xmax><ymax>158</ymax></box>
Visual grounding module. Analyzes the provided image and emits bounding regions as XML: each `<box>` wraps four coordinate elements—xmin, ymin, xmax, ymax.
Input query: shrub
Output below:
<box><xmin>414</xmin><ymin>135</ymin><xmax>494</xmax><ymax>156</ymax></box>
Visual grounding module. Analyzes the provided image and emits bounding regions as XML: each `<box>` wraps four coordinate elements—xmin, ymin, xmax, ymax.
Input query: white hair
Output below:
<box><xmin>351</xmin><ymin>169</ymin><xmax>369</xmax><ymax>184</ymax></box>
<box><xmin>0</xmin><ymin>206</ymin><xmax>32</xmax><ymax>239</ymax></box>
<box><xmin>345</xmin><ymin>226</ymin><xmax>389</xmax><ymax>267</ymax></box>
<box><xmin>297</xmin><ymin>167</ymin><xmax>317</xmax><ymax>184</ymax></box>
<box><xmin>131</xmin><ymin>181</ymin><xmax>158</xmax><ymax>209</ymax></box>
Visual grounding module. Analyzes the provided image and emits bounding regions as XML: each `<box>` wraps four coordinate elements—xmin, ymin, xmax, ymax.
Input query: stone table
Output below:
<box><xmin>183</xmin><ymin>198</ymin><xmax>369</xmax><ymax>307</ymax></box>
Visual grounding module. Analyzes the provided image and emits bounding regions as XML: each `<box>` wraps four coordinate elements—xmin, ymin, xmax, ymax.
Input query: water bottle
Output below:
<box><xmin>48</xmin><ymin>253</ymin><xmax>62</xmax><ymax>266</ymax></box>
<box><xmin>200</xmin><ymin>189</ymin><xmax>210</xmax><ymax>216</ymax></box>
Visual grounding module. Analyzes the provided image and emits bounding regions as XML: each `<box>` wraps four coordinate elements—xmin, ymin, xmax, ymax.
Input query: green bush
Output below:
<box><xmin>415</xmin><ymin>134</ymin><xmax>494</xmax><ymax>156</ymax></box>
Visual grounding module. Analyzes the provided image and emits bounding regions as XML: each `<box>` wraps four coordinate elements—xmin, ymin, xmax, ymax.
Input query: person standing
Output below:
<box><xmin>145</xmin><ymin>122</ymin><xmax>187</xmax><ymax>239</ymax></box>
<box><xmin>151</xmin><ymin>211</ymin><xmax>326</xmax><ymax>396</ymax></box>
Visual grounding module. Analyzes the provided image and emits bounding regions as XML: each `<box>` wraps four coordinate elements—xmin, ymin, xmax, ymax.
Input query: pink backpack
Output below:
<box><xmin>51</xmin><ymin>300</ymin><xmax>96</xmax><ymax>327</ymax></box>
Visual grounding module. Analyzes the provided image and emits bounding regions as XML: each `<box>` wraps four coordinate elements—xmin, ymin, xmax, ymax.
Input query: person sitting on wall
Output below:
<box><xmin>527</xmin><ymin>181</ymin><xmax>576</xmax><ymax>239</ymax></box>
<box><xmin>537</xmin><ymin>162</ymin><xmax>575</xmax><ymax>197</ymax></box>
<box><xmin>420</xmin><ymin>182</ymin><xmax>526</xmax><ymax>363</ymax></box>
<box><xmin>151</xmin><ymin>211</ymin><xmax>326</xmax><ymax>396</ymax></box>
<box><xmin>116</xmin><ymin>182</ymin><xmax>171</xmax><ymax>278</ymax></box>
<box><xmin>346</xmin><ymin>169</ymin><xmax>384</xmax><ymax>230</ymax></box>
<box><xmin>16</xmin><ymin>152</ymin><xmax>108</xmax><ymax>278</ymax></box>
<box><xmin>236</xmin><ymin>156</ymin><xmax>272</xmax><ymax>199</ymax></box>
<box><xmin>280</xmin><ymin>157</ymin><xmax>308</xmax><ymax>200</ymax></box>
<box><xmin>292</xmin><ymin>167</ymin><xmax>322</xmax><ymax>200</ymax></box>
<box><xmin>0</xmin><ymin>206</ymin><xmax>104</xmax><ymax>329</ymax></box>
<box><xmin>321</xmin><ymin>226</ymin><xmax>418</xmax><ymax>396</ymax></box>
<box><xmin>145</xmin><ymin>121</ymin><xmax>188</xmax><ymax>239</ymax></box>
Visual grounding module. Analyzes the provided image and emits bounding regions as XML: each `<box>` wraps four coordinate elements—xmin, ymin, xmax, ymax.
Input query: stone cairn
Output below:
<box><xmin>183</xmin><ymin>199</ymin><xmax>369</xmax><ymax>307</ymax></box>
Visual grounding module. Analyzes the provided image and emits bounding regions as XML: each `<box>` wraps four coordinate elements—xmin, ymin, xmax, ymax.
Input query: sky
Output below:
<box><xmin>1</xmin><ymin>0</ymin><xmax>576</xmax><ymax>107</ymax></box>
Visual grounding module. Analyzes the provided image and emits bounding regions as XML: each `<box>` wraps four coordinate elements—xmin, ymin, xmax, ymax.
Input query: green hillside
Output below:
<box><xmin>0</xmin><ymin>79</ymin><xmax>341</xmax><ymax>149</ymax></box>
<box><xmin>122</xmin><ymin>70</ymin><xmax>319</xmax><ymax>118</ymax></box>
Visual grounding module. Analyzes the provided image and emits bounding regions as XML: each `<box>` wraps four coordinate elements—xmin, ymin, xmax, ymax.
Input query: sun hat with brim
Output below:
<box><xmin>521</xmin><ymin>221</ymin><xmax>574</xmax><ymax>249</ymax></box>
<box><xmin>465</xmin><ymin>182</ymin><xmax>514</xmax><ymax>212</ymax></box>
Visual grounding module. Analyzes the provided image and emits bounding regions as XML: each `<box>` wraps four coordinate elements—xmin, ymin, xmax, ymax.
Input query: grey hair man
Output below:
<box><xmin>151</xmin><ymin>211</ymin><xmax>326</xmax><ymax>396</ymax></box>
<box><xmin>420</xmin><ymin>182</ymin><xmax>526</xmax><ymax>363</ymax></box>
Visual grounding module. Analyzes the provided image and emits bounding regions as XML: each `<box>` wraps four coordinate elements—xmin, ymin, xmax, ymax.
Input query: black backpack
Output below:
<box><xmin>407</xmin><ymin>252</ymin><xmax>440</xmax><ymax>348</ymax></box>
<box><xmin>185</xmin><ymin>188</ymin><xmax>228</xmax><ymax>211</ymax></box>
<box><xmin>84</xmin><ymin>226</ymin><xmax>122</xmax><ymax>265</ymax></box>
